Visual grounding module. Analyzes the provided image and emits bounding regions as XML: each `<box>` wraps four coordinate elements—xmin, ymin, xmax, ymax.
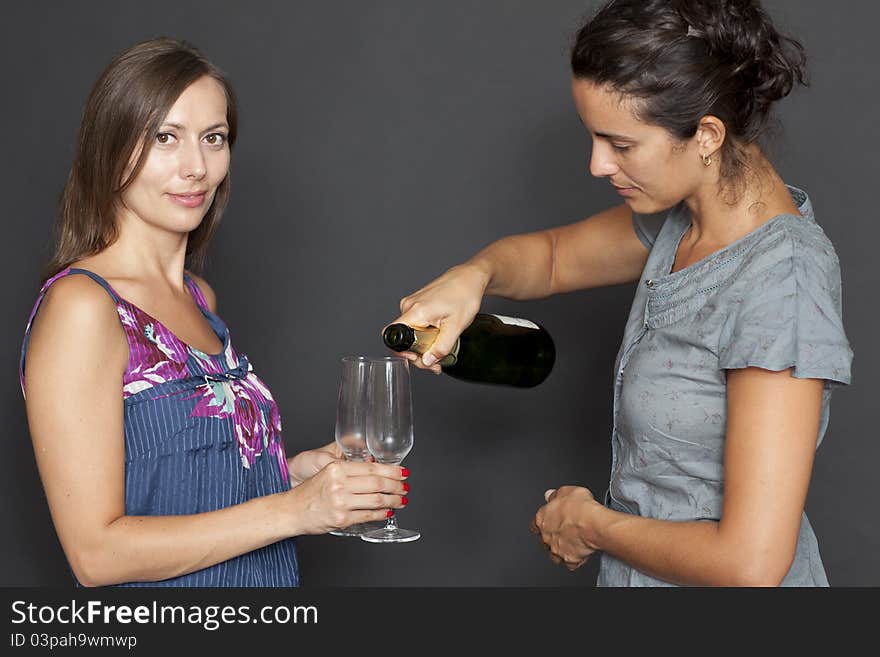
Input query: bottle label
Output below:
<box><xmin>489</xmin><ymin>314</ymin><xmax>539</xmax><ymax>330</ymax></box>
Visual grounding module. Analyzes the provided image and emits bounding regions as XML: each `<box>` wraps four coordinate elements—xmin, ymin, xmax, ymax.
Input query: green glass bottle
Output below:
<box><xmin>382</xmin><ymin>313</ymin><xmax>555</xmax><ymax>388</ymax></box>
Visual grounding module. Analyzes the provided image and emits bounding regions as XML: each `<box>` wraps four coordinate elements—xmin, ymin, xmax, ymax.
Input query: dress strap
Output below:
<box><xmin>65</xmin><ymin>267</ymin><xmax>123</xmax><ymax>302</ymax></box>
<box><xmin>19</xmin><ymin>267</ymin><xmax>125</xmax><ymax>398</ymax></box>
<box><xmin>183</xmin><ymin>272</ymin><xmax>211</xmax><ymax>313</ymax></box>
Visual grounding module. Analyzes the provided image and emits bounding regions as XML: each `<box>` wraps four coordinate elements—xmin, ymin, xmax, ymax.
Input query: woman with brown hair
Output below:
<box><xmin>388</xmin><ymin>0</ymin><xmax>852</xmax><ymax>586</ymax></box>
<box><xmin>19</xmin><ymin>37</ymin><xmax>409</xmax><ymax>587</ymax></box>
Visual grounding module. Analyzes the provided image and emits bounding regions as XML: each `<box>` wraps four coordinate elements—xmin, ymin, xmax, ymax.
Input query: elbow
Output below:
<box><xmin>68</xmin><ymin>547</ymin><xmax>117</xmax><ymax>588</ymax></box>
<box><xmin>726</xmin><ymin>550</ymin><xmax>794</xmax><ymax>587</ymax></box>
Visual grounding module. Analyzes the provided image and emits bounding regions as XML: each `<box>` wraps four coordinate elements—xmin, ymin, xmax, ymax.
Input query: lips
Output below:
<box><xmin>612</xmin><ymin>183</ymin><xmax>639</xmax><ymax>198</ymax></box>
<box><xmin>168</xmin><ymin>191</ymin><xmax>208</xmax><ymax>208</ymax></box>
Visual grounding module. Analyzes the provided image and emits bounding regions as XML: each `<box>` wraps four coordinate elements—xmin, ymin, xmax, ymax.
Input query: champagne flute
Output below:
<box><xmin>360</xmin><ymin>356</ymin><xmax>420</xmax><ymax>543</ymax></box>
<box><xmin>329</xmin><ymin>356</ymin><xmax>380</xmax><ymax>537</ymax></box>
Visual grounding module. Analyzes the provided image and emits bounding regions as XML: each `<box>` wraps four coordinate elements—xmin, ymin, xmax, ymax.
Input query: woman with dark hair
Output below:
<box><xmin>20</xmin><ymin>37</ymin><xmax>408</xmax><ymax>587</ymax></box>
<box><xmin>388</xmin><ymin>0</ymin><xmax>852</xmax><ymax>586</ymax></box>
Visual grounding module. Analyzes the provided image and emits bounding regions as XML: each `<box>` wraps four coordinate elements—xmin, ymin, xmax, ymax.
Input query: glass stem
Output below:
<box><xmin>385</xmin><ymin>512</ymin><xmax>398</xmax><ymax>532</ymax></box>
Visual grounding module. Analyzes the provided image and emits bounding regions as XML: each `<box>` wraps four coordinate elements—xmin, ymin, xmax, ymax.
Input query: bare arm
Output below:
<box><xmin>24</xmin><ymin>276</ymin><xmax>406</xmax><ymax>587</ymax></box>
<box><xmin>535</xmin><ymin>367</ymin><xmax>823</xmax><ymax>585</ymax></box>
<box><xmin>392</xmin><ymin>204</ymin><xmax>649</xmax><ymax>368</ymax></box>
<box><xmin>474</xmin><ymin>203</ymin><xmax>650</xmax><ymax>299</ymax></box>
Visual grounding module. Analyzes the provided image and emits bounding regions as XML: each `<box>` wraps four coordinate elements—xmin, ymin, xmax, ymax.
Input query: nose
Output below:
<box><xmin>180</xmin><ymin>139</ymin><xmax>206</xmax><ymax>180</ymax></box>
<box><xmin>589</xmin><ymin>141</ymin><xmax>620</xmax><ymax>178</ymax></box>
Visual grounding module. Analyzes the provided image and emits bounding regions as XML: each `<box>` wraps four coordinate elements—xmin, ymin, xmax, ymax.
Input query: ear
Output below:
<box><xmin>696</xmin><ymin>115</ymin><xmax>726</xmax><ymax>155</ymax></box>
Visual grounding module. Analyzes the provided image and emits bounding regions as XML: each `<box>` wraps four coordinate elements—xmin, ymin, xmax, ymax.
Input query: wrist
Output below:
<box><xmin>460</xmin><ymin>258</ymin><xmax>493</xmax><ymax>296</ymax></box>
<box><xmin>579</xmin><ymin>497</ymin><xmax>606</xmax><ymax>552</ymax></box>
<box><xmin>277</xmin><ymin>487</ymin><xmax>306</xmax><ymax>538</ymax></box>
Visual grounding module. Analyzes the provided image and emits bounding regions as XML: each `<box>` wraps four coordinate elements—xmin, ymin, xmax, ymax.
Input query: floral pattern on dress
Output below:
<box><xmin>22</xmin><ymin>267</ymin><xmax>289</xmax><ymax>482</ymax></box>
<box><xmin>121</xmin><ymin>314</ymin><xmax>190</xmax><ymax>397</ymax></box>
<box><xmin>186</xmin><ymin>371</ymin><xmax>289</xmax><ymax>480</ymax></box>
<box><xmin>122</xmin><ymin>297</ymin><xmax>288</xmax><ymax>480</ymax></box>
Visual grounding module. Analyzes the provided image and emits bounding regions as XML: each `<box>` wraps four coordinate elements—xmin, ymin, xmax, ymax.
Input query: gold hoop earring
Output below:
<box><xmin>701</xmin><ymin>153</ymin><xmax>712</xmax><ymax>167</ymax></box>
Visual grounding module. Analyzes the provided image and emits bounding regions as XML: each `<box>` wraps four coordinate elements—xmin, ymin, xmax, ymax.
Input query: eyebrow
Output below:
<box><xmin>594</xmin><ymin>131</ymin><xmax>634</xmax><ymax>141</ymax></box>
<box><xmin>161</xmin><ymin>122</ymin><xmax>229</xmax><ymax>132</ymax></box>
<box><xmin>575</xmin><ymin>115</ymin><xmax>634</xmax><ymax>142</ymax></box>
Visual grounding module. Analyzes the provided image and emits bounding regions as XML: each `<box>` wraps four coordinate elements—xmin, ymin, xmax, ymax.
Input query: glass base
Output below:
<box><xmin>329</xmin><ymin>521</ymin><xmax>383</xmax><ymax>537</ymax></box>
<box><xmin>360</xmin><ymin>526</ymin><xmax>421</xmax><ymax>543</ymax></box>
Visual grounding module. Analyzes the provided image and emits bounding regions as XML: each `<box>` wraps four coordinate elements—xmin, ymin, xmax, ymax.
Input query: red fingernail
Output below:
<box><xmin>403</xmin><ymin>482</ymin><xmax>410</xmax><ymax>492</ymax></box>
<box><xmin>386</xmin><ymin>510</ymin><xmax>393</xmax><ymax>518</ymax></box>
<box><xmin>401</xmin><ymin>496</ymin><xmax>408</xmax><ymax>506</ymax></box>
<box><xmin>401</xmin><ymin>467</ymin><xmax>410</xmax><ymax>478</ymax></box>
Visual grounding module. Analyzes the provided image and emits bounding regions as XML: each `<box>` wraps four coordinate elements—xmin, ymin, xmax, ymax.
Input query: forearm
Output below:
<box><xmin>72</xmin><ymin>490</ymin><xmax>298</xmax><ymax>586</ymax></box>
<box><xmin>467</xmin><ymin>230</ymin><xmax>556</xmax><ymax>301</ymax></box>
<box><xmin>588</xmin><ymin>506</ymin><xmax>773</xmax><ymax>587</ymax></box>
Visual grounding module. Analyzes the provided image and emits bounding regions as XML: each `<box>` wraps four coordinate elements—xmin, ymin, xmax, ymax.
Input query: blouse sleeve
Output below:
<box><xmin>718</xmin><ymin>232</ymin><xmax>853</xmax><ymax>387</ymax></box>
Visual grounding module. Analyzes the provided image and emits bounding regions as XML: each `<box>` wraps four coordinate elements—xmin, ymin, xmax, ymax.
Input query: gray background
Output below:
<box><xmin>1</xmin><ymin>1</ymin><xmax>876</xmax><ymax>586</ymax></box>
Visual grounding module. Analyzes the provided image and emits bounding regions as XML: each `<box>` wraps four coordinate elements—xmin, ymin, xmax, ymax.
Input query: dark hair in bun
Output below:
<box><xmin>571</xmin><ymin>0</ymin><xmax>807</xmax><ymax>193</ymax></box>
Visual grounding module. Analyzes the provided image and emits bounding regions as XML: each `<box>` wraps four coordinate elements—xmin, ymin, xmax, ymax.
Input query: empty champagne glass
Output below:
<box><xmin>360</xmin><ymin>356</ymin><xmax>420</xmax><ymax>543</ymax></box>
<box><xmin>329</xmin><ymin>356</ymin><xmax>380</xmax><ymax>537</ymax></box>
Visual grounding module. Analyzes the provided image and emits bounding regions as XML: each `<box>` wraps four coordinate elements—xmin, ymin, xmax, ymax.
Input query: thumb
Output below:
<box><xmin>544</xmin><ymin>488</ymin><xmax>557</xmax><ymax>502</ymax></box>
<box><xmin>422</xmin><ymin>324</ymin><xmax>461</xmax><ymax>367</ymax></box>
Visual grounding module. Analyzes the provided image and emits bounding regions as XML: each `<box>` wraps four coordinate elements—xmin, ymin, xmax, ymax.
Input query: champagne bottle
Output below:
<box><xmin>382</xmin><ymin>313</ymin><xmax>555</xmax><ymax>388</ymax></box>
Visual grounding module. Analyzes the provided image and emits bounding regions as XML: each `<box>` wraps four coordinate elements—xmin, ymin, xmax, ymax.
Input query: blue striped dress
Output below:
<box><xmin>20</xmin><ymin>268</ymin><xmax>300</xmax><ymax>586</ymax></box>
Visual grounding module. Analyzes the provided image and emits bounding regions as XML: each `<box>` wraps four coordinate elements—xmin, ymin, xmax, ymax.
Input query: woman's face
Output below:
<box><xmin>571</xmin><ymin>78</ymin><xmax>704</xmax><ymax>214</ymax></box>
<box><xmin>120</xmin><ymin>75</ymin><xmax>230</xmax><ymax>235</ymax></box>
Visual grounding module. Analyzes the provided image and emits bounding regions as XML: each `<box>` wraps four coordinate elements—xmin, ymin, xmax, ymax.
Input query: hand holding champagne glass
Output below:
<box><xmin>329</xmin><ymin>356</ymin><xmax>379</xmax><ymax>537</ymax></box>
<box><xmin>360</xmin><ymin>357</ymin><xmax>420</xmax><ymax>543</ymax></box>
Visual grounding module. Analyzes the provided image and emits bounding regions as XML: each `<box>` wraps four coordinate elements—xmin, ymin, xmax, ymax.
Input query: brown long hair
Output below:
<box><xmin>45</xmin><ymin>37</ymin><xmax>238</xmax><ymax>282</ymax></box>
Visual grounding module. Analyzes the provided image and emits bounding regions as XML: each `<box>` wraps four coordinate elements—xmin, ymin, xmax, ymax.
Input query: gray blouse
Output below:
<box><xmin>597</xmin><ymin>185</ymin><xmax>853</xmax><ymax>587</ymax></box>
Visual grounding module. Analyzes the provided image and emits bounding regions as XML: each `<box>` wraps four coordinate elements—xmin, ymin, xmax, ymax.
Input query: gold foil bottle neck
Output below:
<box><xmin>410</xmin><ymin>326</ymin><xmax>459</xmax><ymax>366</ymax></box>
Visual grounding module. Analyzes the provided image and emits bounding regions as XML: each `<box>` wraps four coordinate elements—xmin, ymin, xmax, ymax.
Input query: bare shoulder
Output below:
<box><xmin>26</xmin><ymin>274</ymin><xmax>128</xmax><ymax>381</ymax></box>
<box><xmin>186</xmin><ymin>271</ymin><xmax>217</xmax><ymax>313</ymax></box>
<box><xmin>32</xmin><ymin>274</ymin><xmax>121</xmax><ymax>335</ymax></box>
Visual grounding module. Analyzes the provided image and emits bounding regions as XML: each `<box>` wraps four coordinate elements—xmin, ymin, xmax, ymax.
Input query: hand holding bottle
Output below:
<box><xmin>389</xmin><ymin>262</ymin><xmax>491</xmax><ymax>372</ymax></box>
